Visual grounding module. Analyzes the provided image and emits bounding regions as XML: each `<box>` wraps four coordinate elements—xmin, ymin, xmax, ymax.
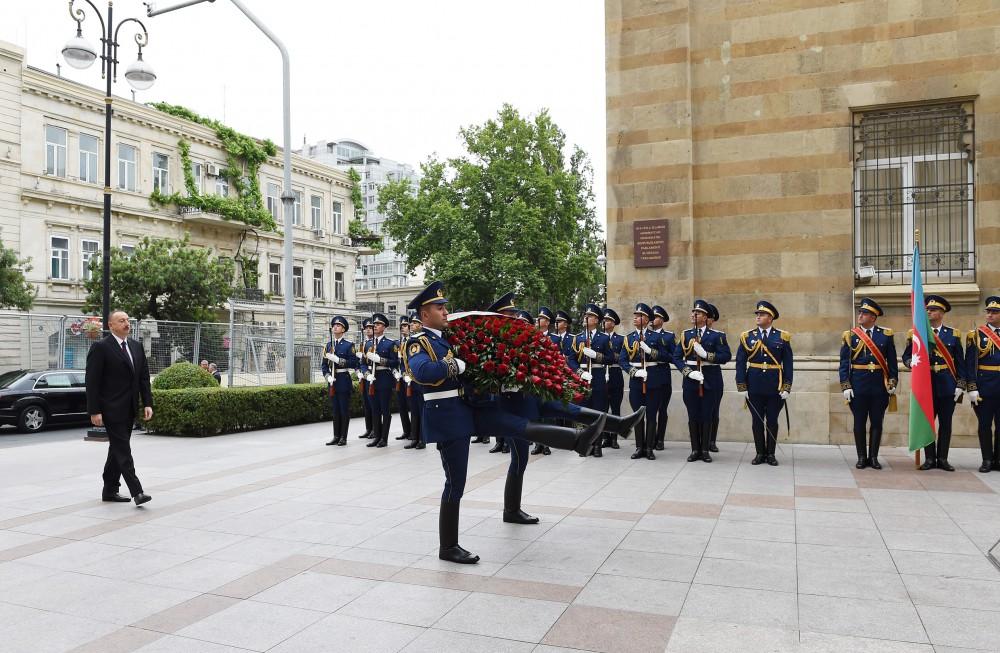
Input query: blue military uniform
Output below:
<box><xmin>364</xmin><ymin>313</ymin><xmax>399</xmax><ymax>448</ymax></box>
<box><xmin>568</xmin><ymin>303</ymin><xmax>613</xmax><ymax>456</ymax></box>
<box><xmin>705</xmin><ymin>304</ymin><xmax>723</xmax><ymax>452</ymax></box>
<box><xmin>902</xmin><ymin>295</ymin><xmax>965</xmax><ymax>471</ymax></box>
<box><xmin>394</xmin><ymin>316</ymin><xmax>413</xmax><ymax>443</ymax></box>
<box><xmin>322</xmin><ymin>315</ymin><xmax>359</xmax><ymax>447</ymax></box>
<box><xmin>620</xmin><ymin>303</ymin><xmax>673</xmax><ymax>460</ymax></box>
<box><xmin>651</xmin><ymin>305</ymin><xmax>674</xmax><ymax>451</ymax></box>
<box><xmin>674</xmin><ymin>299</ymin><xmax>731</xmax><ymax>462</ymax></box>
<box><xmin>965</xmin><ymin>296</ymin><xmax>1000</xmax><ymax>473</ymax></box>
<box><xmin>357</xmin><ymin>319</ymin><xmax>376</xmax><ymax>440</ymax></box>
<box><xmin>839</xmin><ymin>297</ymin><xmax>898</xmax><ymax>469</ymax></box>
<box><xmin>554</xmin><ymin>310</ymin><xmax>575</xmax><ymax>364</ymax></box>
<box><xmin>735</xmin><ymin>301</ymin><xmax>793</xmax><ymax>466</ymax></box>
<box><xmin>401</xmin><ymin>313</ymin><xmax>426</xmax><ymax>450</ymax></box>
<box><xmin>603</xmin><ymin>308</ymin><xmax>626</xmax><ymax>449</ymax></box>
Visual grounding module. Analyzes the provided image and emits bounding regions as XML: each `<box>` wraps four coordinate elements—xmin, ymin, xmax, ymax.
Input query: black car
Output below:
<box><xmin>0</xmin><ymin>370</ymin><xmax>89</xmax><ymax>433</ymax></box>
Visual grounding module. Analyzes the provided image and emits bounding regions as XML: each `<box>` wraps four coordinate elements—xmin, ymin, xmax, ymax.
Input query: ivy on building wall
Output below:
<box><xmin>346</xmin><ymin>166</ymin><xmax>383</xmax><ymax>253</ymax></box>
<box><xmin>147</xmin><ymin>102</ymin><xmax>277</xmax><ymax>232</ymax></box>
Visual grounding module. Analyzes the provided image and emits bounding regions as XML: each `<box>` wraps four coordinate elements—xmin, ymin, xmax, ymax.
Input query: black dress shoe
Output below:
<box><xmin>337</xmin><ymin>438</ymin><xmax>347</xmax><ymax>446</ymax></box>
<box><xmin>686</xmin><ymin>452</ymin><xmax>701</xmax><ymax>462</ymax></box>
<box><xmin>503</xmin><ymin>509</ymin><xmax>540</xmax><ymax>524</ymax></box>
<box><xmin>993</xmin><ymin>460</ymin><xmax>1000</xmax><ymax>471</ymax></box>
<box><xmin>937</xmin><ymin>459</ymin><xmax>954</xmax><ymax>472</ymax></box>
<box><xmin>918</xmin><ymin>459</ymin><xmax>936</xmax><ymax>471</ymax></box>
<box><xmin>325</xmin><ymin>439</ymin><xmax>337</xmax><ymax>446</ymax></box>
<box><xmin>856</xmin><ymin>458</ymin><xmax>868</xmax><ymax>469</ymax></box>
<box><xmin>593</xmin><ymin>446</ymin><xmax>603</xmax><ymax>458</ymax></box>
<box><xmin>367</xmin><ymin>439</ymin><xmax>379</xmax><ymax>447</ymax></box>
<box><xmin>702</xmin><ymin>452</ymin><xmax>712</xmax><ymax>463</ymax></box>
<box><xmin>646</xmin><ymin>450</ymin><xmax>656</xmax><ymax>460</ymax></box>
<box><xmin>415</xmin><ymin>441</ymin><xmax>426</xmax><ymax>449</ymax></box>
<box><xmin>543</xmin><ymin>446</ymin><xmax>551</xmax><ymax>455</ymax></box>
<box><xmin>870</xmin><ymin>459</ymin><xmax>882</xmax><ymax>470</ymax></box>
<box><xmin>501</xmin><ymin>443</ymin><xmax>510</xmax><ymax>454</ymax></box>
<box><xmin>404</xmin><ymin>440</ymin><xmax>419</xmax><ymax>449</ymax></box>
<box><xmin>609</xmin><ymin>440</ymin><xmax>619</xmax><ymax>450</ymax></box>
<box><xmin>133</xmin><ymin>493</ymin><xmax>151</xmax><ymax>506</ymax></box>
<box><xmin>654</xmin><ymin>442</ymin><xmax>664</xmax><ymax>451</ymax></box>
<box><xmin>102</xmin><ymin>493</ymin><xmax>131</xmax><ymax>503</ymax></box>
<box><xmin>395</xmin><ymin>434</ymin><xmax>409</xmax><ymax>440</ymax></box>
<box><xmin>375</xmin><ymin>440</ymin><xmax>387</xmax><ymax>448</ymax></box>
<box><xmin>489</xmin><ymin>443</ymin><xmax>504</xmax><ymax>453</ymax></box>
<box><xmin>979</xmin><ymin>461</ymin><xmax>992</xmax><ymax>473</ymax></box>
<box><xmin>766</xmin><ymin>455</ymin><xmax>778</xmax><ymax>466</ymax></box>
<box><xmin>709</xmin><ymin>444</ymin><xmax>719</xmax><ymax>453</ymax></box>
<box><xmin>751</xmin><ymin>455</ymin><xmax>764</xmax><ymax>465</ymax></box>
<box><xmin>631</xmin><ymin>450</ymin><xmax>646</xmax><ymax>460</ymax></box>
<box><xmin>531</xmin><ymin>444</ymin><xmax>545</xmax><ymax>455</ymax></box>
<box><xmin>439</xmin><ymin>545</ymin><xmax>479</xmax><ymax>564</ymax></box>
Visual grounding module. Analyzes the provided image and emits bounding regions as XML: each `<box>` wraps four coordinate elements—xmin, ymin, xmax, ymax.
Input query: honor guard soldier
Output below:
<box><xmin>620</xmin><ymin>303</ymin><xmax>671</xmax><ymax>460</ymax></box>
<box><xmin>402</xmin><ymin>313</ymin><xmax>426</xmax><ymax>450</ymax></box>
<box><xmin>357</xmin><ymin>318</ymin><xmax>376</xmax><ymax>440</ymax></box>
<box><xmin>650</xmin><ymin>305</ymin><xmax>675</xmax><ymax>451</ymax></box>
<box><xmin>486</xmin><ymin>293</ymin><xmax>520</xmax><ymax>455</ymax></box>
<box><xmin>839</xmin><ymin>298</ymin><xmax>898</xmax><ymax>470</ymax></box>
<box><xmin>322</xmin><ymin>316</ymin><xmax>359</xmax><ymax>446</ymax></box>
<box><xmin>394</xmin><ymin>316</ymin><xmax>413</xmax><ymax>442</ymax></box>
<box><xmin>903</xmin><ymin>295</ymin><xmax>964</xmax><ymax>471</ymax></box>
<box><xmin>531</xmin><ymin>306</ymin><xmax>557</xmax><ymax>455</ymax></box>
<box><xmin>569</xmin><ymin>303</ymin><xmax>613</xmax><ymax>456</ymax></box>
<box><xmin>965</xmin><ymin>296</ymin><xmax>1000</xmax><ymax>473</ymax></box>
<box><xmin>554</xmin><ymin>310</ymin><xmax>575</xmax><ymax>362</ymax></box>
<box><xmin>705</xmin><ymin>304</ymin><xmax>723</xmax><ymax>452</ymax></box>
<box><xmin>735</xmin><ymin>301</ymin><xmax>793</xmax><ymax>466</ymax></box>
<box><xmin>675</xmin><ymin>300</ymin><xmax>731</xmax><ymax>463</ymax></box>
<box><xmin>363</xmin><ymin>313</ymin><xmax>399</xmax><ymax>448</ymax></box>
<box><xmin>603</xmin><ymin>308</ymin><xmax>625</xmax><ymax>449</ymax></box>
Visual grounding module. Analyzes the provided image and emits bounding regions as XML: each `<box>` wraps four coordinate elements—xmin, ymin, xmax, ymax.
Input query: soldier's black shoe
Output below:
<box><xmin>710</xmin><ymin>444</ymin><xmax>719</xmax><ymax>453</ymax></box>
<box><xmin>574</xmin><ymin>405</ymin><xmax>645</xmax><ymax>436</ymax></box>
<box><xmin>709</xmin><ymin>419</ymin><xmax>720</xmax><ymax>452</ymax></box>
<box><xmin>396</xmin><ymin>434</ymin><xmax>409</xmax><ymax>440</ymax></box>
<box><xmin>856</xmin><ymin>457</ymin><xmax>868</xmax><ymax>469</ymax></box>
<box><xmin>375</xmin><ymin>437</ymin><xmax>387</xmax><ymax>448</ymax></box>
<box><xmin>542</xmin><ymin>446</ymin><xmax>551</xmax><ymax>455</ymax></box>
<box><xmin>938</xmin><ymin>459</ymin><xmax>954</xmax><ymax>472</ymax></box>
<box><xmin>592</xmin><ymin>444</ymin><xmax>603</xmax><ymax>458</ymax></box>
<box><xmin>631</xmin><ymin>450</ymin><xmax>647</xmax><ymax>460</ymax></box>
<box><xmin>766</xmin><ymin>455</ymin><xmax>778</xmax><ymax>466</ymax></box>
<box><xmin>979</xmin><ymin>460</ymin><xmax>992</xmax><ymax>473</ymax></box>
<box><xmin>404</xmin><ymin>439</ymin><xmax>419</xmax><ymax>449</ymax></box>
<box><xmin>503</xmin><ymin>473</ymin><xmax>539</xmax><ymax>524</ymax></box>
<box><xmin>366</xmin><ymin>438</ymin><xmax>379</xmax><ymax>447</ymax></box>
<box><xmin>360</xmin><ymin>432</ymin><xmax>373</xmax><ymax>439</ymax></box>
<box><xmin>489</xmin><ymin>442</ymin><xmax>504</xmax><ymax>453</ymax></box>
<box><xmin>473</xmin><ymin>435</ymin><xmax>490</xmax><ymax>444</ymax></box>
<box><xmin>521</xmin><ymin>415</ymin><xmax>606</xmax><ymax>457</ymax></box>
<box><xmin>501</xmin><ymin>443</ymin><xmax>510</xmax><ymax>454</ymax></box>
<box><xmin>336</xmin><ymin>437</ymin><xmax>347</xmax><ymax>446</ymax></box>
<box><xmin>654</xmin><ymin>442</ymin><xmax>664</xmax><ymax>451</ymax></box>
<box><xmin>869</xmin><ymin>458</ymin><xmax>882</xmax><ymax>470</ymax></box>
<box><xmin>102</xmin><ymin>493</ymin><xmax>131</xmax><ymax>502</ymax></box>
<box><xmin>608</xmin><ymin>437</ymin><xmax>619</xmax><ymax>450</ymax></box>
<box><xmin>326</xmin><ymin>438</ymin><xmax>337</xmax><ymax>446</ymax></box>
<box><xmin>503</xmin><ymin>509</ymin><xmax>539</xmax><ymax>524</ymax></box>
<box><xmin>439</xmin><ymin>500</ymin><xmax>478</xmax><ymax>564</ymax></box>
<box><xmin>439</xmin><ymin>545</ymin><xmax>479</xmax><ymax>564</ymax></box>
<box><xmin>415</xmin><ymin>441</ymin><xmax>426</xmax><ymax>449</ymax></box>
<box><xmin>687</xmin><ymin>452</ymin><xmax>701</xmax><ymax>462</ymax></box>
<box><xmin>919</xmin><ymin>458</ymin><xmax>937</xmax><ymax>471</ymax></box>
<box><xmin>702</xmin><ymin>452</ymin><xmax>712</xmax><ymax>463</ymax></box>
<box><xmin>133</xmin><ymin>493</ymin><xmax>151</xmax><ymax>506</ymax></box>
<box><xmin>531</xmin><ymin>443</ymin><xmax>545</xmax><ymax>455</ymax></box>
<box><xmin>646</xmin><ymin>450</ymin><xmax>656</xmax><ymax>460</ymax></box>
<box><xmin>751</xmin><ymin>454</ymin><xmax>764</xmax><ymax>465</ymax></box>
<box><xmin>993</xmin><ymin>459</ymin><xmax>1000</xmax><ymax>471</ymax></box>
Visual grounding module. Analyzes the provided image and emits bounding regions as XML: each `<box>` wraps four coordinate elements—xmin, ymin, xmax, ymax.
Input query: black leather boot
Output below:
<box><xmin>700</xmin><ymin>422</ymin><xmax>712</xmax><ymax>463</ymax></box>
<box><xmin>853</xmin><ymin>426</ymin><xmax>867</xmax><ymax>468</ymax></box>
<box><xmin>609</xmin><ymin>433</ymin><xmax>620</xmax><ymax>449</ymax></box>
<box><xmin>336</xmin><ymin>414</ymin><xmax>348</xmax><ymax>445</ymax></box>
<box><xmin>366</xmin><ymin>416</ymin><xmax>381</xmax><ymax>447</ymax></box>
<box><xmin>361</xmin><ymin>407</ymin><xmax>373</xmax><ymax>439</ymax></box>
<box><xmin>645</xmin><ymin>416</ymin><xmax>657</xmax><ymax>460</ymax></box>
<box><xmin>501</xmin><ymin>441</ymin><xmax>510</xmax><ymax>454</ymax></box>
<box><xmin>531</xmin><ymin>443</ymin><xmax>545</xmax><ymax>455</ymax></box>
<box><xmin>523</xmin><ymin>414</ymin><xmax>607</xmax><ymax>457</ymax></box>
<box><xmin>489</xmin><ymin>437</ymin><xmax>505</xmax><ymax>453</ymax></box>
<box><xmin>502</xmin><ymin>473</ymin><xmax>539</xmax><ymax>524</ymax></box>
<box><xmin>326</xmin><ymin>414</ymin><xmax>339</xmax><ymax>445</ymax></box>
<box><xmin>592</xmin><ymin>441</ymin><xmax>603</xmax><ymax>457</ymax></box>
<box><xmin>574</xmin><ymin>406</ymin><xmax>646</xmax><ymax>436</ymax></box>
<box><xmin>472</xmin><ymin>435</ymin><xmax>490</xmax><ymax>444</ymax></box>
<box><xmin>376</xmin><ymin>414</ymin><xmax>391</xmax><ymax>447</ymax></box>
<box><xmin>630</xmin><ymin>418</ymin><xmax>646</xmax><ymax>459</ymax></box>
<box><xmin>439</xmin><ymin>500</ymin><xmax>479</xmax><ymax>564</ymax></box>
<box><xmin>709</xmin><ymin>419</ymin><xmax>719</xmax><ymax>453</ymax></box>
<box><xmin>686</xmin><ymin>421</ymin><xmax>701</xmax><ymax>462</ymax></box>
<box><xmin>869</xmin><ymin>427</ymin><xmax>882</xmax><ymax>469</ymax></box>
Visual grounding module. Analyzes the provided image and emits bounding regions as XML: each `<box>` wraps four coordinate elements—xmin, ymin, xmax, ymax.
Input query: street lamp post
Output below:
<box><xmin>596</xmin><ymin>249</ymin><xmax>608</xmax><ymax>305</ymax></box>
<box><xmin>62</xmin><ymin>0</ymin><xmax>156</xmax><ymax>333</ymax></box>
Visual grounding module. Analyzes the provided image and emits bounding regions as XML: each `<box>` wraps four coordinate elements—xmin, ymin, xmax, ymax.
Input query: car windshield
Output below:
<box><xmin>0</xmin><ymin>370</ymin><xmax>28</xmax><ymax>388</ymax></box>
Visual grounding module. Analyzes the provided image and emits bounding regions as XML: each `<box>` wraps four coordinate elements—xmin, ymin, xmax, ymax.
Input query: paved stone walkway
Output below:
<box><xmin>1</xmin><ymin>420</ymin><xmax>999</xmax><ymax>652</ymax></box>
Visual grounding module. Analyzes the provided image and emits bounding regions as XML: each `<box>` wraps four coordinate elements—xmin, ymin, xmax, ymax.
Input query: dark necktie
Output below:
<box><xmin>866</xmin><ymin>329</ymin><xmax>872</xmax><ymax>338</ymax></box>
<box><xmin>121</xmin><ymin>340</ymin><xmax>133</xmax><ymax>369</ymax></box>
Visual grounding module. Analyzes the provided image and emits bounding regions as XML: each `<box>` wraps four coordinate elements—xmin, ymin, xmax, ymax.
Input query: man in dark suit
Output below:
<box><xmin>86</xmin><ymin>310</ymin><xmax>153</xmax><ymax>505</ymax></box>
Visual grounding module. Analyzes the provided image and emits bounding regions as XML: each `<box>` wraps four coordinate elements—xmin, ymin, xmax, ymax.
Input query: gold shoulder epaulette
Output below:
<box><xmin>842</xmin><ymin>330</ymin><xmax>851</xmax><ymax>344</ymax></box>
<box><xmin>742</xmin><ymin>329</ymin><xmax>754</xmax><ymax>339</ymax></box>
<box><xmin>967</xmin><ymin>330</ymin><xmax>977</xmax><ymax>342</ymax></box>
<box><xmin>882</xmin><ymin>328</ymin><xmax>894</xmax><ymax>336</ymax></box>
<box><xmin>781</xmin><ymin>330</ymin><xmax>791</xmax><ymax>342</ymax></box>
<box><xmin>906</xmin><ymin>328</ymin><xmax>914</xmax><ymax>341</ymax></box>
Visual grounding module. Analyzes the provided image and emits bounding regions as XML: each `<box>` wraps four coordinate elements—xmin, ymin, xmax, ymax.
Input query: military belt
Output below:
<box><xmin>932</xmin><ymin>364</ymin><xmax>952</xmax><ymax>372</ymax></box>
<box><xmin>641</xmin><ymin>361</ymin><xmax>662</xmax><ymax>367</ymax></box>
<box><xmin>748</xmin><ymin>362</ymin><xmax>778</xmax><ymax>371</ymax></box>
<box><xmin>588</xmin><ymin>363</ymin><xmax>605</xmax><ymax>369</ymax></box>
<box><xmin>374</xmin><ymin>365</ymin><xmax>392</xmax><ymax>371</ymax></box>
<box><xmin>851</xmin><ymin>364</ymin><xmax>883</xmax><ymax>372</ymax></box>
<box><xmin>979</xmin><ymin>365</ymin><xmax>1000</xmax><ymax>372</ymax></box>
<box><xmin>423</xmin><ymin>388</ymin><xmax>462</xmax><ymax>400</ymax></box>
<box><xmin>686</xmin><ymin>360</ymin><xmax>719</xmax><ymax>367</ymax></box>
<box><xmin>333</xmin><ymin>369</ymin><xmax>350</xmax><ymax>374</ymax></box>
<box><xmin>607</xmin><ymin>364</ymin><xmax>620</xmax><ymax>368</ymax></box>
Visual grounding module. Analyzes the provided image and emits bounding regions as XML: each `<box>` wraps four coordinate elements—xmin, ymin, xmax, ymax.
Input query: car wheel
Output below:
<box><xmin>18</xmin><ymin>405</ymin><xmax>47</xmax><ymax>433</ymax></box>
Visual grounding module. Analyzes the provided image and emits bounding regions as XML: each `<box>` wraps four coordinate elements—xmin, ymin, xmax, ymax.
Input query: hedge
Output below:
<box><xmin>147</xmin><ymin>381</ymin><xmax>401</xmax><ymax>436</ymax></box>
<box><xmin>152</xmin><ymin>361</ymin><xmax>218</xmax><ymax>390</ymax></box>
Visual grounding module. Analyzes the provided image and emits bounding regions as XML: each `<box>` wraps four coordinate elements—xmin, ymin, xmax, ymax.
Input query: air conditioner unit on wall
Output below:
<box><xmin>206</xmin><ymin>163</ymin><xmax>220</xmax><ymax>177</ymax></box>
<box><xmin>313</xmin><ymin>229</ymin><xmax>325</xmax><ymax>240</ymax></box>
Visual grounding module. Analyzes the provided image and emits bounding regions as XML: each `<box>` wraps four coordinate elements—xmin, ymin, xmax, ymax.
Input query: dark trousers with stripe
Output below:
<box><xmin>975</xmin><ymin>396</ymin><xmax>1000</xmax><ymax>463</ymax></box>
<box><xmin>850</xmin><ymin>392</ymin><xmax>889</xmax><ymax>460</ymax></box>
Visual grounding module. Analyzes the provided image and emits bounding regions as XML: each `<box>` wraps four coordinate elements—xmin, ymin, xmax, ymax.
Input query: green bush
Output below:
<box><xmin>152</xmin><ymin>361</ymin><xmax>219</xmax><ymax>390</ymax></box>
<box><xmin>147</xmin><ymin>380</ymin><xmax>402</xmax><ymax>436</ymax></box>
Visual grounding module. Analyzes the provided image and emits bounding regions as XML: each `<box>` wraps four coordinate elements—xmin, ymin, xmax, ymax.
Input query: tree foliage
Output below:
<box><xmin>83</xmin><ymin>235</ymin><xmax>235</xmax><ymax>322</ymax></box>
<box><xmin>0</xmin><ymin>240</ymin><xmax>35</xmax><ymax>311</ymax></box>
<box><xmin>378</xmin><ymin>104</ymin><xmax>603</xmax><ymax>312</ymax></box>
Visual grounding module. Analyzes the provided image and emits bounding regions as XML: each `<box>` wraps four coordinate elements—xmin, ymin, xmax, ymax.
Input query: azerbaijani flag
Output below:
<box><xmin>908</xmin><ymin>243</ymin><xmax>936</xmax><ymax>452</ymax></box>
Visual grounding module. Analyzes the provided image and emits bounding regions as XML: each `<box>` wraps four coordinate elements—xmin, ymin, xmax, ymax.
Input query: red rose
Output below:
<box><xmin>497</xmin><ymin>363</ymin><xmax>510</xmax><ymax>375</ymax></box>
<box><xmin>531</xmin><ymin>375</ymin><xmax>541</xmax><ymax>385</ymax></box>
<box><xmin>515</xmin><ymin>371</ymin><xmax>526</xmax><ymax>382</ymax></box>
<box><xmin>573</xmin><ymin>392</ymin><xmax>584</xmax><ymax>403</ymax></box>
<box><xmin>466</xmin><ymin>353</ymin><xmax>479</xmax><ymax>365</ymax></box>
<box><xmin>483</xmin><ymin>360</ymin><xmax>496</xmax><ymax>373</ymax></box>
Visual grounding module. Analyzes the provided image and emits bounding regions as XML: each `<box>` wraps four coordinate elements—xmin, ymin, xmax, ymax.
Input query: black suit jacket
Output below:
<box><xmin>85</xmin><ymin>334</ymin><xmax>153</xmax><ymax>423</ymax></box>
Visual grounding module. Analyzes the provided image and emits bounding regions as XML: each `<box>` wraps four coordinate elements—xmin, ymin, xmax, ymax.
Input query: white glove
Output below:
<box><xmin>365</xmin><ymin>373</ymin><xmax>375</xmax><ymax>383</ymax></box>
<box><xmin>688</xmin><ymin>370</ymin><xmax>705</xmax><ymax>383</ymax></box>
<box><xmin>639</xmin><ymin>341</ymin><xmax>652</xmax><ymax>354</ymax></box>
<box><xmin>779</xmin><ymin>391</ymin><xmax>790</xmax><ymax>401</ymax></box>
<box><xmin>393</xmin><ymin>370</ymin><xmax>401</xmax><ymax>381</ymax></box>
<box><xmin>324</xmin><ymin>352</ymin><xmax>337</xmax><ymax>363</ymax></box>
<box><xmin>403</xmin><ymin>374</ymin><xmax>412</xmax><ymax>384</ymax></box>
<box><xmin>692</xmin><ymin>342</ymin><xmax>708</xmax><ymax>358</ymax></box>
<box><xmin>355</xmin><ymin>370</ymin><xmax>365</xmax><ymax>381</ymax></box>
<box><xmin>366</xmin><ymin>352</ymin><xmax>381</xmax><ymax>364</ymax></box>
<box><xmin>582</xmin><ymin>347</ymin><xmax>598</xmax><ymax>360</ymax></box>
<box><xmin>580</xmin><ymin>371</ymin><xmax>593</xmax><ymax>383</ymax></box>
<box><xmin>968</xmin><ymin>390</ymin><xmax>980</xmax><ymax>404</ymax></box>
<box><xmin>454</xmin><ymin>358</ymin><xmax>467</xmax><ymax>375</ymax></box>
<box><xmin>633</xmin><ymin>369</ymin><xmax>648</xmax><ymax>380</ymax></box>
<box><xmin>954</xmin><ymin>387</ymin><xmax>964</xmax><ymax>402</ymax></box>
<box><xmin>331</xmin><ymin>354</ymin><xmax>342</xmax><ymax>364</ymax></box>
<box><xmin>887</xmin><ymin>385</ymin><xmax>896</xmax><ymax>396</ymax></box>
<box><xmin>843</xmin><ymin>389</ymin><xmax>854</xmax><ymax>401</ymax></box>
<box><xmin>325</xmin><ymin>374</ymin><xmax>333</xmax><ymax>384</ymax></box>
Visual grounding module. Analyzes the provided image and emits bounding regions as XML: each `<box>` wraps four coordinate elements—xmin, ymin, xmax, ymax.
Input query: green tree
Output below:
<box><xmin>378</xmin><ymin>104</ymin><xmax>603</xmax><ymax>311</ymax></box>
<box><xmin>83</xmin><ymin>235</ymin><xmax>235</xmax><ymax>322</ymax></box>
<box><xmin>0</xmin><ymin>240</ymin><xmax>35</xmax><ymax>311</ymax></box>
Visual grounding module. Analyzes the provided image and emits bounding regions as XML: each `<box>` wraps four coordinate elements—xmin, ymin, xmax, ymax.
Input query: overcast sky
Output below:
<box><xmin>3</xmin><ymin>0</ymin><xmax>606</xmax><ymax>228</ymax></box>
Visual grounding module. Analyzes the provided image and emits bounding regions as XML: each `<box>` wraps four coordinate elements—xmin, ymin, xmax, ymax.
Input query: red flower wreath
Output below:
<box><xmin>445</xmin><ymin>312</ymin><xmax>589</xmax><ymax>404</ymax></box>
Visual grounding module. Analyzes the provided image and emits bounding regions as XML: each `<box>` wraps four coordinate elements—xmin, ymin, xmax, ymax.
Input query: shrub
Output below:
<box><xmin>147</xmin><ymin>380</ymin><xmax>401</xmax><ymax>436</ymax></box>
<box><xmin>152</xmin><ymin>361</ymin><xmax>219</xmax><ymax>390</ymax></box>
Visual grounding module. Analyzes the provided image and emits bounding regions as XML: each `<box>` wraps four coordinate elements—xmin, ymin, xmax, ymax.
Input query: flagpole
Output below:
<box><xmin>914</xmin><ymin>229</ymin><xmax>921</xmax><ymax>470</ymax></box>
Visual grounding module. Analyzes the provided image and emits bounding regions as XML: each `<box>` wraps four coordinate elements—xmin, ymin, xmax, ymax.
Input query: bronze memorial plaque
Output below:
<box><xmin>633</xmin><ymin>219</ymin><xmax>669</xmax><ymax>268</ymax></box>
